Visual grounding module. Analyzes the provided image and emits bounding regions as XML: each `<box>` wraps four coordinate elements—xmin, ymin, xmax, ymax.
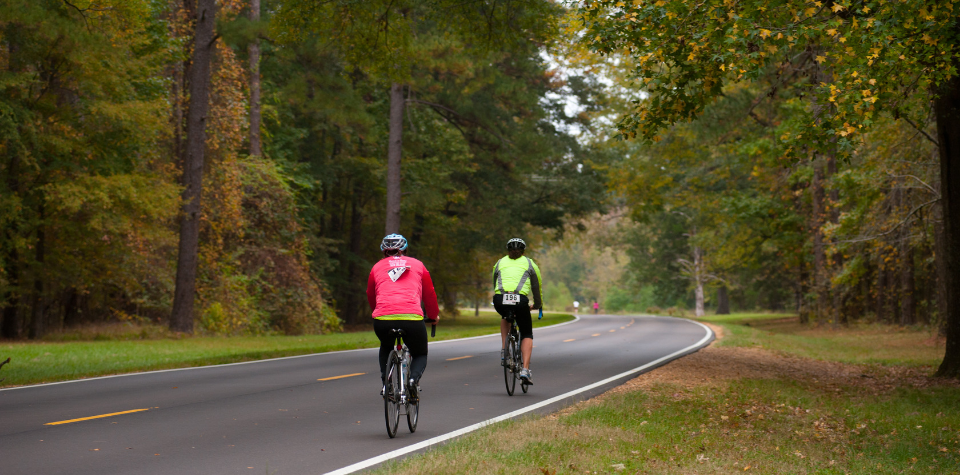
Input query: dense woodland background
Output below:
<box><xmin>0</xmin><ymin>0</ymin><xmax>956</xmax><ymax>371</ymax></box>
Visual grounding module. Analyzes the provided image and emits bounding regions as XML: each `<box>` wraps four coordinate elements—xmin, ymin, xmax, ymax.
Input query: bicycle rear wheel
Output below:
<box><xmin>503</xmin><ymin>335</ymin><xmax>516</xmax><ymax>396</ymax></box>
<box><xmin>384</xmin><ymin>352</ymin><xmax>401</xmax><ymax>438</ymax></box>
<box><xmin>511</xmin><ymin>329</ymin><xmax>523</xmax><ymax>393</ymax></box>
<box><xmin>406</xmin><ymin>394</ymin><xmax>419</xmax><ymax>433</ymax></box>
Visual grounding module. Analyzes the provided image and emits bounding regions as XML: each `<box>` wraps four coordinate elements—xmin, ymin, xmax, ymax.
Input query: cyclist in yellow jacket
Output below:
<box><xmin>492</xmin><ymin>238</ymin><xmax>542</xmax><ymax>384</ymax></box>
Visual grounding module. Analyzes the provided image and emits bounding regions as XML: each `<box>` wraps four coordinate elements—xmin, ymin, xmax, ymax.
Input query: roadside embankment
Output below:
<box><xmin>374</xmin><ymin>314</ymin><xmax>960</xmax><ymax>475</ymax></box>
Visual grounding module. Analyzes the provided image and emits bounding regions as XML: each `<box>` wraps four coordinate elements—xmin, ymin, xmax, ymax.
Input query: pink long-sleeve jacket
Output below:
<box><xmin>366</xmin><ymin>255</ymin><xmax>440</xmax><ymax>321</ymax></box>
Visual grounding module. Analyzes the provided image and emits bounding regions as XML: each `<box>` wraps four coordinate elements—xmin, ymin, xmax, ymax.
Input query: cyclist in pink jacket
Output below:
<box><xmin>366</xmin><ymin>234</ymin><xmax>439</xmax><ymax>397</ymax></box>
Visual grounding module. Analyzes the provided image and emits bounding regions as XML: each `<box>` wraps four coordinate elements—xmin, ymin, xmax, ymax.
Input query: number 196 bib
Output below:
<box><xmin>502</xmin><ymin>293</ymin><xmax>520</xmax><ymax>305</ymax></box>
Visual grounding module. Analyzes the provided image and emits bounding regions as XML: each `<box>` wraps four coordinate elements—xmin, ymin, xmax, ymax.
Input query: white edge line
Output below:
<box><xmin>323</xmin><ymin>318</ymin><xmax>714</xmax><ymax>475</ymax></box>
<box><xmin>0</xmin><ymin>315</ymin><xmax>581</xmax><ymax>392</ymax></box>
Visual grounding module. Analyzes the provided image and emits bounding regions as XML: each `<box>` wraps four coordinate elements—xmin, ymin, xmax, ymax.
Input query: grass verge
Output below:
<box><xmin>0</xmin><ymin>311</ymin><xmax>573</xmax><ymax>388</ymax></box>
<box><xmin>703</xmin><ymin>314</ymin><xmax>945</xmax><ymax>368</ymax></box>
<box><xmin>372</xmin><ymin>313</ymin><xmax>960</xmax><ymax>475</ymax></box>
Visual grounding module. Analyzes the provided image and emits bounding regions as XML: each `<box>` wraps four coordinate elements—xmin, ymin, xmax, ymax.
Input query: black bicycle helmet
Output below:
<box><xmin>506</xmin><ymin>237</ymin><xmax>526</xmax><ymax>250</ymax></box>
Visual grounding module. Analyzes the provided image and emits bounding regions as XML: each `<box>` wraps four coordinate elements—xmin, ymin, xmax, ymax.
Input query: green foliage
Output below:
<box><xmin>581</xmin><ymin>0</ymin><xmax>960</xmax><ymax>155</ymax></box>
<box><xmin>259</xmin><ymin>0</ymin><xmax>610</xmax><ymax>324</ymax></box>
<box><xmin>43</xmin><ymin>173</ymin><xmax>180</xmax><ymax>316</ymax></box>
<box><xmin>543</xmin><ymin>281</ymin><xmax>574</xmax><ymax>311</ymax></box>
<box><xmin>0</xmin><ymin>0</ymin><xmax>609</xmax><ymax>336</ymax></box>
<box><xmin>273</xmin><ymin>0</ymin><xmax>562</xmax><ymax>83</ymax></box>
<box><xmin>0</xmin><ymin>0</ymin><xmax>176</xmax><ymax>329</ymax></box>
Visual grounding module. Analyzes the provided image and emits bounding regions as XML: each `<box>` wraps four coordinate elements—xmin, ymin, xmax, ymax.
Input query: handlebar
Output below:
<box><xmin>431</xmin><ymin>324</ymin><xmax>436</xmax><ymax>337</ymax></box>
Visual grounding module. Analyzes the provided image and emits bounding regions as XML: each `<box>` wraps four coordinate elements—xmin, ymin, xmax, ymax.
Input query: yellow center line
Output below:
<box><xmin>446</xmin><ymin>355</ymin><xmax>473</xmax><ymax>361</ymax></box>
<box><xmin>46</xmin><ymin>408</ymin><xmax>150</xmax><ymax>426</ymax></box>
<box><xmin>609</xmin><ymin>329</ymin><xmax>616</xmax><ymax>332</ymax></box>
<box><xmin>318</xmin><ymin>372</ymin><xmax>365</xmax><ymax>381</ymax></box>
<box><xmin>620</xmin><ymin>326</ymin><xmax>625</xmax><ymax>329</ymax></box>
<box><xmin>563</xmin><ymin>339</ymin><xmax>575</xmax><ymax>342</ymax></box>
<box><xmin>592</xmin><ymin>333</ymin><xmax>601</xmax><ymax>337</ymax></box>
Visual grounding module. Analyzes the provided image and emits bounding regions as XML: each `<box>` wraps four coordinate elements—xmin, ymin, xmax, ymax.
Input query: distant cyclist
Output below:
<box><xmin>492</xmin><ymin>238</ymin><xmax>542</xmax><ymax>384</ymax></box>
<box><xmin>367</xmin><ymin>234</ymin><xmax>439</xmax><ymax>399</ymax></box>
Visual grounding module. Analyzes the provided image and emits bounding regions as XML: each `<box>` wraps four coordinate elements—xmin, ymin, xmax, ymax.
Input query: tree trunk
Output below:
<box><xmin>1</xmin><ymin>177</ymin><xmax>20</xmax><ymax>340</ymax></box>
<box><xmin>342</xmin><ymin>182</ymin><xmax>366</xmax><ymax>326</ymax></box>
<box><xmin>716</xmin><ymin>285</ymin><xmax>730</xmax><ymax>315</ymax></box>
<box><xmin>827</xmin><ymin>155</ymin><xmax>844</xmax><ymax>326</ymax></box>
<box><xmin>28</xmin><ymin>202</ymin><xmax>44</xmax><ymax>340</ymax></box>
<box><xmin>443</xmin><ymin>288</ymin><xmax>459</xmax><ymax>321</ymax></box>
<box><xmin>1</xmin><ymin>231</ymin><xmax>19</xmax><ymax>339</ymax></box>
<box><xmin>935</xmin><ymin>200</ymin><xmax>949</xmax><ymax>334</ymax></box>
<box><xmin>63</xmin><ymin>288</ymin><xmax>81</xmax><ymax>327</ymax></box>
<box><xmin>900</xmin><ymin>226</ymin><xmax>915</xmax><ymax>326</ymax></box>
<box><xmin>794</xmin><ymin>177</ymin><xmax>810</xmax><ymax>324</ymax></box>
<box><xmin>693</xmin><ymin>246</ymin><xmax>705</xmax><ymax>317</ymax></box>
<box><xmin>934</xmin><ymin>71</ymin><xmax>960</xmax><ymax>377</ymax></box>
<box><xmin>475</xmin><ymin>272</ymin><xmax>481</xmax><ymax>316</ymax></box>
<box><xmin>170</xmin><ymin>0</ymin><xmax>217</xmax><ymax>334</ymax></box>
<box><xmin>385</xmin><ymin>83</ymin><xmax>404</xmax><ymax>235</ymax></box>
<box><xmin>2</xmin><ymin>30</ymin><xmax>22</xmax><ymax>339</ymax></box>
<box><xmin>248</xmin><ymin>0</ymin><xmax>261</xmax><ymax>157</ymax></box>
<box><xmin>876</xmin><ymin>262</ymin><xmax>888</xmax><ymax>323</ymax></box>
<box><xmin>797</xmin><ymin>265</ymin><xmax>810</xmax><ymax>324</ymax></box>
<box><xmin>811</xmin><ymin>158</ymin><xmax>828</xmax><ymax>321</ymax></box>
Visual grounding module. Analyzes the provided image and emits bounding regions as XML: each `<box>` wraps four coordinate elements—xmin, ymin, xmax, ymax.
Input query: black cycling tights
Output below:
<box><xmin>493</xmin><ymin>293</ymin><xmax>534</xmax><ymax>340</ymax></box>
<box><xmin>373</xmin><ymin>319</ymin><xmax>428</xmax><ymax>383</ymax></box>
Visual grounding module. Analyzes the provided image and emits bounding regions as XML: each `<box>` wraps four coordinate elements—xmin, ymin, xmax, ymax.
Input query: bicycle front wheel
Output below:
<box><xmin>384</xmin><ymin>352</ymin><xmax>401</xmax><ymax>438</ymax></box>
<box><xmin>503</xmin><ymin>337</ymin><xmax>517</xmax><ymax>396</ymax></box>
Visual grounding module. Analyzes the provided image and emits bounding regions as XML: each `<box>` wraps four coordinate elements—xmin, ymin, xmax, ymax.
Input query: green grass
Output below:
<box><xmin>0</xmin><ymin>311</ymin><xmax>574</xmax><ymax>388</ymax></box>
<box><xmin>376</xmin><ymin>381</ymin><xmax>960</xmax><ymax>475</ymax></box>
<box><xmin>371</xmin><ymin>313</ymin><xmax>959</xmax><ymax>475</ymax></box>
<box><xmin>703</xmin><ymin>313</ymin><xmax>945</xmax><ymax>368</ymax></box>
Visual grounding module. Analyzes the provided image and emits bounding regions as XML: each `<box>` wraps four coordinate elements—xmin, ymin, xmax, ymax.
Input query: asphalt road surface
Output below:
<box><xmin>0</xmin><ymin>314</ymin><xmax>712</xmax><ymax>475</ymax></box>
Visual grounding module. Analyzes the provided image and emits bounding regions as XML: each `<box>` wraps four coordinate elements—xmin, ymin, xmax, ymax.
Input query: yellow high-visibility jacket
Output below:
<box><xmin>492</xmin><ymin>255</ymin><xmax>543</xmax><ymax>309</ymax></box>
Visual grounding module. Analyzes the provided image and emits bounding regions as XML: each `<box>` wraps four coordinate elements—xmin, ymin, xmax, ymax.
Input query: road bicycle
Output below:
<box><xmin>382</xmin><ymin>324</ymin><xmax>435</xmax><ymax>438</ymax></box>
<box><xmin>501</xmin><ymin>307</ymin><xmax>529</xmax><ymax>396</ymax></box>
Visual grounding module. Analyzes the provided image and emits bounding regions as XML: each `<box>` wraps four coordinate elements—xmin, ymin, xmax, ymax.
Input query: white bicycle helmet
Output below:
<box><xmin>380</xmin><ymin>234</ymin><xmax>408</xmax><ymax>251</ymax></box>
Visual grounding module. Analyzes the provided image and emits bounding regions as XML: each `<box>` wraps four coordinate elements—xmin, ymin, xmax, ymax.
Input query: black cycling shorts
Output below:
<box><xmin>493</xmin><ymin>293</ymin><xmax>533</xmax><ymax>340</ymax></box>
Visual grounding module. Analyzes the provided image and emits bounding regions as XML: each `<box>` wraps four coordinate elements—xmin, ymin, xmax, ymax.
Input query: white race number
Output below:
<box><xmin>501</xmin><ymin>293</ymin><xmax>520</xmax><ymax>305</ymax></box>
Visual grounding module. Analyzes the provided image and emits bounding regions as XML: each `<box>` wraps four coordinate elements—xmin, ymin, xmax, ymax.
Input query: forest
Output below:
<box><xmin>2</xmin><ymin>1</ymin><xmax>959</xmax><ymax>374</ymax></box>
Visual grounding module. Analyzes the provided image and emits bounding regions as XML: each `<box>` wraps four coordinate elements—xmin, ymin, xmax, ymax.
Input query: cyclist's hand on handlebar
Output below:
<box><xmin>424</xmin><ymin>318</ymin><xmax>438</xmax><ymax>325</ymax></box>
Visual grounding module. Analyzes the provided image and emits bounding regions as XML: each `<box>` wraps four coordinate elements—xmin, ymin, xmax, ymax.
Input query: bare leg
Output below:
<box><xmin>500</xmin><ymin>319</ymin><xmax>510</xmax><ymax>349</ymax></box>
<box><xmin>521</xmin><ymin>337</ymin><xmax>533</xmax><ymax>369</ymax></box>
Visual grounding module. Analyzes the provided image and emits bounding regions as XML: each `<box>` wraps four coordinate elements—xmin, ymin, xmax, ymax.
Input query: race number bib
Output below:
<box><xmin>387</xmin><ymin>266</ymin><xmax>409</xmax><ymax>282</ymax></box>
<box><xmin>502</xmin><ymin>293</ymin><xmax>520</xmax><ymax>305</ymax></box>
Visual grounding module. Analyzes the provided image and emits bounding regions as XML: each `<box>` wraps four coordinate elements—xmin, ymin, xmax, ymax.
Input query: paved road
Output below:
<box><xmin>0</xmin><ymin>315</ymin><xmax>712</xmax><ymax>475</ymax></box>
